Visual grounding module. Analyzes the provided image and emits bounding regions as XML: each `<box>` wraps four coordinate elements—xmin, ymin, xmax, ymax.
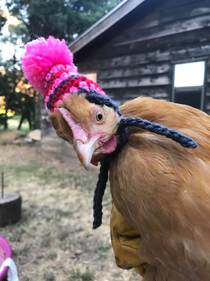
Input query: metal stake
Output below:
<box><xmin>1</xmin><ymin>172</ymin><xmax>4</xmax><ymax>198</ymax></box>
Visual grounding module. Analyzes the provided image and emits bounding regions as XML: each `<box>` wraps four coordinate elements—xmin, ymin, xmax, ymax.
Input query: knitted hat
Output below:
<box><xmin>21</xmin><ymin>36</ymin><xmax>106</xmax><ymax>112</ymax></box>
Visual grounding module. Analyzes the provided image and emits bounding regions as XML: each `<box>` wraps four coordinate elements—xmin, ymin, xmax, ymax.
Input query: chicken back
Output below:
<box><xmin>110</xmin><ymin>97</ymin><xmax>210</xmax><ymax>281</ymax></box>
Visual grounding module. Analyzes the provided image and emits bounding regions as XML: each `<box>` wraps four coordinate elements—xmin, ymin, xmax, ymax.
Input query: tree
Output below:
<box><xmin>1</xmin><ymin>0</ymin><xmax>122</xmax><ymax>130</ymax></box>
<box><xmin>0</xmin><ymin>11</ymin><xmax>38</xmax><ymax>130</ymax></box>
<box><xmin>0</xmin><ymin>9</ymin><xmax>7</xmax><ymax>35</ymax></box>
<box><xmin>0</xmin><ymin>19</ymin><xmax>28</xmax><ymax>129</ymax></box>
<box><xmin>0</xmin><ymin>53</ymin><xmax>25</xmax><ymax>129</ymax></box>
<box><xmin>6</xmin><ymin>0</ymin><xmax>122</xmax><ymax>43</ymax></box>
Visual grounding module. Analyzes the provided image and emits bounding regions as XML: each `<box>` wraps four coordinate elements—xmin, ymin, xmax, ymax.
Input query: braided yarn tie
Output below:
<box><xmin>118</xmin><ymin>117</ymin><xmax>198</xmax><ymax>148</ymax></box>
<box><xmin>93</xmin><ymin>162</ymin><xmax>109</xmax><ymax>229</ymax></box>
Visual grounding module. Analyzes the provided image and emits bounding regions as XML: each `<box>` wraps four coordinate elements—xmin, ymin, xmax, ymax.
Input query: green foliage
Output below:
<box><xmin>0</xmin><ymin>14</ymin><xmax>34</xmax><ymax>129</ymax></box>
<box><xmin>0</xmin><ymin>55</ymin><xmax>30</xmax><ymax>129</ymax></box>
<box><xmin>0</xmin><ymin>9</ymin><xmax>7</xmax><ymax>35</ymax></box>
<box><xmin>6</xmin><ymin>0</ymin><xmax>122</xmax><ymax>43</ymax></box>
<box><xmin>0</xmin><ymin>0</ymin><xmax>122</xmax><ymax>129</ymax></box>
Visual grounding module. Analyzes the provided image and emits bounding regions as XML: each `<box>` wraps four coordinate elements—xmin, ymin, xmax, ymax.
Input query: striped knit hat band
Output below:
<box><xmin>44</xmin><ymin>71</ymin><xmax>106</xmax><ymax>112</ymax></box>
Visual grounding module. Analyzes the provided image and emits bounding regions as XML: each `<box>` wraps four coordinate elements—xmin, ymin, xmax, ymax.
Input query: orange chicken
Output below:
<box><xmin>50</xmin><ymin>95</ymin><xmax>210</xmax><ymax>281</ymax></box>
<box><xmin>21</xmin><ymin>36</ymin><xmax>210</xmax><ymax>281</ymax></box>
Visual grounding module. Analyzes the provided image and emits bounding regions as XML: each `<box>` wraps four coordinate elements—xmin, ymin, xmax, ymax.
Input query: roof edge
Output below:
<box><xmin>69</xmin><ymin>0</ymin><xmax>146</xmax><ymax>54</ymax></box>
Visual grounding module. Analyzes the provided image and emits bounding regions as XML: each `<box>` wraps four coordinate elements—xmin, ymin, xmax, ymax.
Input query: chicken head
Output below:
<box><xmin>49</xmin><ymin>94</ymin><xmax>120</xmax><ymax>169</ymax></box>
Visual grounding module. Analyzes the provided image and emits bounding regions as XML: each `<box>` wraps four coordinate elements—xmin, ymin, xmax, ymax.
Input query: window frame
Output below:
<box><xmin>171</xmin><ymin>59</ymin><xmax>207</xmax><ymax>111</ymax></box>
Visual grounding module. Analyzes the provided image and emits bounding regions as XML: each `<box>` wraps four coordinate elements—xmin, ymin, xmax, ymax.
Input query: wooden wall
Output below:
<box><xmin>76</xmin><ymin>0</ymin><xmax>210</xmax><ymax>112</ymax></box>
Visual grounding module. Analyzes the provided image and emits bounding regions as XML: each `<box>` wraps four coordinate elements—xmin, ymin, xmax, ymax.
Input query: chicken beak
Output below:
<box><xmin>75</xmin><ymin>137</ymin><xmax>99</xmax><ymax>170</ymax></box>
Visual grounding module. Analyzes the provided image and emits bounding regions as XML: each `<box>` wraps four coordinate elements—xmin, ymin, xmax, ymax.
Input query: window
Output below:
<box><xmin>84</xmin><ymin>72</ymin><xmax>97</xmax><ymax>83</ymax></box>
<box><xmin>172</xmin><ymin>61</ymin><xmax>206</xmax><ymax>110</ymax></box>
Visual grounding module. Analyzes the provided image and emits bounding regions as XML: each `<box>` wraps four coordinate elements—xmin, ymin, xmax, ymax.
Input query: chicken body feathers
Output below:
<box><xmin>110</xmin><ymin>97</ymin><xmax>210</xmax><ymax>281</ymax></box>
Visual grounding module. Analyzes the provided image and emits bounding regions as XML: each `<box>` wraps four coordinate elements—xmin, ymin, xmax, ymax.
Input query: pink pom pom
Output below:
<box><xmin>21</xmin><ymin>36</ymin><xmax>77</xmax><ymax>94</ymax></box>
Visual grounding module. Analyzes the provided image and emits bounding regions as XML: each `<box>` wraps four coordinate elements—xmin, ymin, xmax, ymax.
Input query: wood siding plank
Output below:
<box><xmin>79</xmin><ymin>45</ymin><xmax>210</xmax><ymax>71</ymax></box>
<box><xmin>106</xmin><ymin>86</ymin><xmax>171</xmax><ymax>101</ymax></box>
<box><xmin>97</xmin><ymin>63</ymin><xmax>171</xmax><ymax>80</ymax></box>
<box><xmin>100</xmin><ymin>75</ymin><xmax>170</xmax><ymax>89</ymax></box>
<box><xmin>130</xmin><ymin>1</ymin><xmax>210</xmax><ymax>30</ymax></box>
<box><xmin>115</xmin><ymin>15</ymin><xmax>210</xmax><ymax>47</ymax></box>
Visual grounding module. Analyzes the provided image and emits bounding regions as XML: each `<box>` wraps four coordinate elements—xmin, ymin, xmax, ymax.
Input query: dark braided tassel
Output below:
<box><xmin>93</xmin><ymin>161</ymin><xmax>110</xmax><ymax>229</ymax></box>
<box><xmin>118</xmin><ymin>117</ymin><xmax>198</xmax><ymax>149</ymax></box>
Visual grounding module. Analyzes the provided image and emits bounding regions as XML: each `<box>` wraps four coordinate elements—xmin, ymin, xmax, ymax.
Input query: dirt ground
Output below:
<box><xmin>0</xmin><ymin>135</ymin><xmax>141</xmax><ymax>281</ymax></box>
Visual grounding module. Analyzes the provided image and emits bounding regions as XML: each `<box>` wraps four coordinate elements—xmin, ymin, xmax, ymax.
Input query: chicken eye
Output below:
<box><xmin>96</xmin><ymin>111</ymin><xmax>104</xmax><ymax>122</ymax></box>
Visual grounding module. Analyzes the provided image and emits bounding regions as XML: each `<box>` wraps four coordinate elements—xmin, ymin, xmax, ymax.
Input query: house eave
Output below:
<box><xmin>68</xmin><ymin>0</ymin><xmax>146</xmax><ymax>54</ymax></box>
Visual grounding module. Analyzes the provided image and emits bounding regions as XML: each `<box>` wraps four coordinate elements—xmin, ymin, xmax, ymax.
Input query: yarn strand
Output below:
<box><xmin>118</xmin><ymin>117</ymin><xmax>198</xmax><ymax>149</ymax></box>
<box><xmin>93</xmin><ymin>162</ymin><xmax>109</xmax><ymax>229</ymax></box>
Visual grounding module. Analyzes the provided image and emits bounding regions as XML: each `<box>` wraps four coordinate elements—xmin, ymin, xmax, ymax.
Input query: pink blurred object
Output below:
<box><xmin>0</xmin><ymin>236</ymin><xmax>12</xmax><ymax>280</ymax></box>
<box><xmin>21</xmin><ymin>36</ymin><xmax>77</xmax><ymax>94</ymax></box>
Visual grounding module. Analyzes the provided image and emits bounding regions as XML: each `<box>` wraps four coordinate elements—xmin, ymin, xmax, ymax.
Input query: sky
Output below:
<box><xmin>0</xmin><ymin>2</ymin><xmax>24</xmax><ymax>62</ymax></box>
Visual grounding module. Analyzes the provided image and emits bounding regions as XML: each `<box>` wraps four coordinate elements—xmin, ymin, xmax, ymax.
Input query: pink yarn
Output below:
<box><xmin>70</xmin><ymin>87</ymin><xmax>79</xmax><ymax>93</ymax></box>
<box><xmin>21</xmin><ymin>36</ymin><xmax>107</xmax><ymax>111</ymax></box>
<box><xmin>21</xmin><ymin>36</ymin><xmax>77</xmax><ymax>94</ymax></box>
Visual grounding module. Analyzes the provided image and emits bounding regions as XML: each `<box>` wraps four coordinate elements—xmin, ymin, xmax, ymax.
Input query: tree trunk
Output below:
<box><xmin>34</xmin><ymin>93</ymin><xmax>41</xmax><ymax>129</ymax></box>
<box><xmin>17</xmin><ymin>113</ymin><xmax>25</xmax><ymax>130</ymax></box>
<box><xmin>4</xmin><ymin>96</ymin><xmax>8</xmax><ymax>130</ymax></box>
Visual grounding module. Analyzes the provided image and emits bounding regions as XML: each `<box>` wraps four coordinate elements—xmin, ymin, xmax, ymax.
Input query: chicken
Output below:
<box><xmin>50</xmin><ymin>94</ymin><xmax>210</xmax><ymax>281</ymax></box>
<box><xmin>110</xmin><ymin>97</ymin><xmax>210</xmax><ymax>281</ymax></box>
<box><xmin>21</xmin><ymin>36</ymin><xmax>210</xmax><ymax>281</ymax></box>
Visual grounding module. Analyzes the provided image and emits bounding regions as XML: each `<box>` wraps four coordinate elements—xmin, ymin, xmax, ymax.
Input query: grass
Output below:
<box><xmin>13</xmin><ymin>244</ymin><xmax>30</xmax><ymax>257</ymax></box>
<box><xmin>1</xmin><ymin>139</ymin><xmax>8</xmax><ymax>145</ymax></box>
<box><xmin>8</xmin><ymin>116</ymin><xmax>30</xmax><ymax>131</ymax></box>
<box><xmin>1</xmin><ymin>160</ymin><xmax>98</xmax><ymax>199</ymax></box>
<box><xmin>58</xmin><ymin>230</ymin><xmax>69</xmax><ymax>241</ymax></box>
<box><xmin>69</xmin><ymin>269</ymin><xmax>95</xmax><ymax>281</ymax></box>
<box><xmin>10</xmin><ymin>227</ymin><xmax>26</xmax><ymax>242</ymax></box>
<box><xmin>41</xmin><ymin>236</ymin><xmax>51</xmax><ymax>247</ymax></box>
<box><xmin>0</xmin><ymin>144</ymin><xmax>140</xmax><ymax>281</ymax></box>
<box><xmin>47</xmin><ymin>251</ymin><xmax>57</xmax><ymax>261</ymax></box>
<box><xmin>0</xmin><ymin>130</ymin><xmax>27</xmax><ymax>146</ymax></box>
<box><xmin>0</xmin><ymin>115</ymin><xmax>30</xmax><ymax>131</ymax></box>
<box><xmin>97</xmin><ymin>243</ymin><xmax>112</xmax><ymax>260</ymax></box>
<box><xmin>44</xmin><ymin>272</ymin><xmax>56</xmax><ymax>281</ymax></box>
